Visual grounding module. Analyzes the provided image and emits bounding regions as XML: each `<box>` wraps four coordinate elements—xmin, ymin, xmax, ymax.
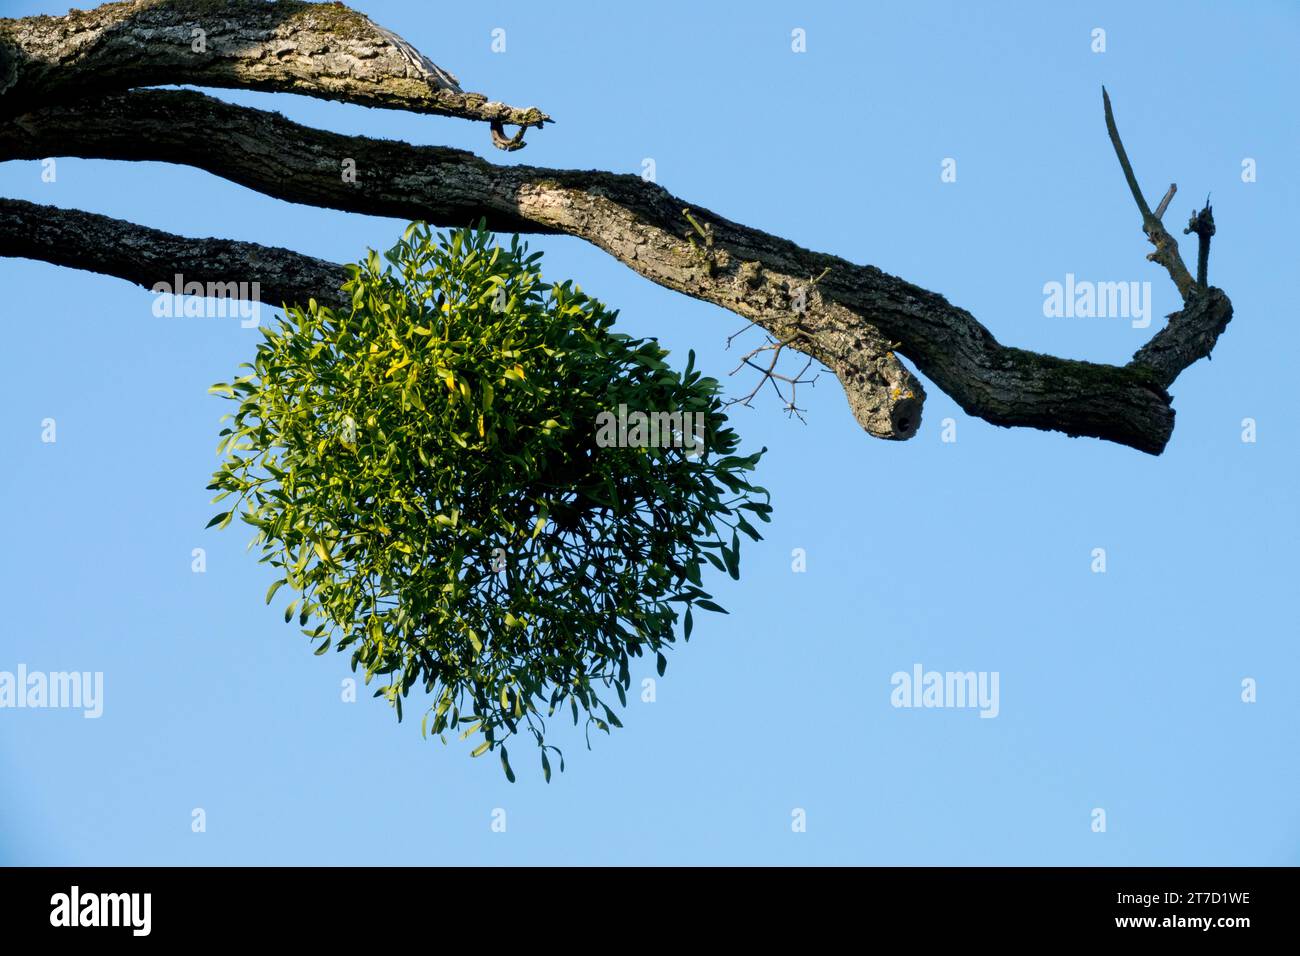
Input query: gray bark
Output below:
<box><xmin>0</xmin><ymin>2</ymin><xmax>1235</xmax><ymax>455</ymax></box>
<box><xmin>0</xmin><ymin>0</ymin><xmax>548</xmax><ymax>145</ymax></box>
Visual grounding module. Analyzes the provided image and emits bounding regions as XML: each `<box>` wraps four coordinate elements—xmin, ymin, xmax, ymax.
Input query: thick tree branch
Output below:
<box><xmin>0</xmin><ymin>89</ymin><xmax>925</xmax><ymax>441</ymax></box>
<box><xmin>0</xmin><ymin>0</ymin><xmax>548</xmax><ymax>148</ymax></box>
<box><xmin>0</xmin><ymin>82</ymin><xmax>1233</xmax><ymax>453</ymax></box>
<box><xmin>1128</xmin><ymin>287</ymin><xmax>1232</xmax><ymax>389</ymax></box>
<box><xmin>0</xmin><ymin>197</ymin><xmax>350</xmax><ymax>310</ymax></box>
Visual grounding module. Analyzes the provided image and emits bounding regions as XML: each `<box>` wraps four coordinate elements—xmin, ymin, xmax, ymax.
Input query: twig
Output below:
<box><xmin>1154</xmin><ymin>184</ymin><xmax>1177</xmax><ymax>221</ymax></box>
<box><xmin>1103</xmin><ymin>87</ymin><xmax>1153</xmax><ymax>221</ymax></box>
<box><xmin>1184</xmin><ymin>197</ymin><xmax>1215</xmax><ymax>289</ymax></box>
<box><xmin>1102</xmin><ymin>87</ymin><xmax>1197</xmax><ymax>302</ymax></box>
<box><xmin>725</xmin><ymin>319</ymin><xmax>760</xmax><ymax>349</ymax></box>
<box><xmin>725</xmin><ymin>337</ymin><xmax>820</xmax><ymax>421</ymax></box>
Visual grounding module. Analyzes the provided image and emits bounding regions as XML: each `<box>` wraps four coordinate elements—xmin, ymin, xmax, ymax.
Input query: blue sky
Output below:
<box><xmin>1</xmin><ymin>0</ymin><xmax>1296</xmax><ymax>865</ymax></box>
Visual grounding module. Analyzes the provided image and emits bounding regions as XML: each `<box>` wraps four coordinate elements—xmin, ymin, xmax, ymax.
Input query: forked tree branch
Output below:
<box><xmin>1101</xmin><ymin>87</ymin><xmax>1234</xmax><ymax>390</ymax></box>
<box><xmin>0</xmin><ymin>2</ymin><xmax>1235</xmax><ymax>455</ymax></box>
<box><xmin>1102</xmin><ymin>87</ymin><xmax>1197</xmax><ymax>301</ymax></box>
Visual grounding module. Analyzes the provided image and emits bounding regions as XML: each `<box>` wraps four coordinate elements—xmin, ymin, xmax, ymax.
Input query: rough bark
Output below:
<box><xmin>0</xmin><ymin>89</ymin><xmax>926</xmax><ymax>441</ymax></box>
<box><xmin>0</xmin><ymin>0</ymin><xmax>548</xmax><ymax>147</ymax></box>
<box><xmin>0</xmin><ymin>3</ymin><xmax>1235</xmax><ymax>455</ymax></box>
<box><xmin>0</xmin><ymin>197</ymin><xmax>350</xmax><ymax>309</ymax></box>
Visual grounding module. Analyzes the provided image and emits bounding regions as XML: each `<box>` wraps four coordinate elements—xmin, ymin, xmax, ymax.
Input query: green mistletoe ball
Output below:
<box><xmin>207</xmin><ymin>222</ymin><xmax>769</xmax><ymax>779</ymax></box>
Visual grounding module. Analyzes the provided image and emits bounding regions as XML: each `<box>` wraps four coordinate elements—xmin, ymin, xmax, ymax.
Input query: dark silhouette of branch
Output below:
<box><xmin>1102</xmin><ymin>88</ymin><xmax>1233</xmax><ymax>390</ymax></box>
<box><xmin>1185</xmin><ymin>201</ymin><xmax>1216</xmax><ymax>289</ymax></box>
<box><xmin>0</xmin><ymin>197</ymin><xmax>350</xmax><ymax>309</ymax></box>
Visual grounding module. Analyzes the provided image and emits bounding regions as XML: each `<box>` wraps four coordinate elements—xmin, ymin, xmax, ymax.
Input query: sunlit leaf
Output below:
<box><xmin>206</xmin><ymin>222</ymin><xmax>770</xmax><ymax>780</ymax></box>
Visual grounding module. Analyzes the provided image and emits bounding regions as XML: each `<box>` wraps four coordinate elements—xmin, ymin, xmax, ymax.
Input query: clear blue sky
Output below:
<box><xmin>1</xmin><ymin>0</ymin><xmax>1296</xmax><ymax>865</ymax></box>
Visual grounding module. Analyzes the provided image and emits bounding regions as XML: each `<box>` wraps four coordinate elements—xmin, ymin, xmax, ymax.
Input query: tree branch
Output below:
<box><xmin>1128</xmin><ymin>287</ymin><xmax>1232</xmax><ymax>388</ymax></box>
<box><xmin>1103</xmin><ymin>88</ymin><xmax>1234</xmax><ymax>389</ymax></box>
<box><xmin>0</xmin><ymin>89</ymin><xmax>926</xmax><ymax>442</ymax></box>
<box><xmin>0</xmin><ymin>55</ymin><xmax>1235</xmax><ymax>453</ymax></box>
<box><xmin>0</xmin><ymin>0</ymin><xmax>549</xmax><ymax>148</ymax></box>
<box><xmin>0</xmin><ymin>197</ymin><xmax>350</xmax><ymax>310</ymax></box>
<box><xmin>1102</xmin><ymin>86</ymin><xmax>1197</xmax><ymax>302</ymax></box>
<box><xmin>1185</xmin><ymin>200</ymin><xmax>1216</xmax><ymax>289</ymax></box>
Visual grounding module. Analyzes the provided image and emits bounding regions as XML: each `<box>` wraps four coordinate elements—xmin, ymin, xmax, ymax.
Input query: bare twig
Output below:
<box><xmin>726</xmin><ymin>337</ymin><xmax>820</xmax><ymax>421</ymax></box>
<box><xmin>1184</xmin><ymin>198</ymin><xmax>1216</xmax><ymax>289</ymax></box>
<box><xmin>1102</xmin><ymin>91</ymin><xmax>1233</xmax><ymax>388</ymax></box>
<box><xmin>1102</xmin><ymin>87</ymin><xmax>1197</xmax><ymax>301</ymax></box>
<box><xmin>1154</xmin><ymin>184</ymin><xmax>1177</xmax><ymax>221</ymax></box>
